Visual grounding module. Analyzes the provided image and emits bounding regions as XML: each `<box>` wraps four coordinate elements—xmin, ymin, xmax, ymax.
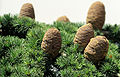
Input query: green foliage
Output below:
<box><xmin>0</xmin><ymin>14</ymin><xmax>37</xmax><ymax>38</ymax></box>
<box><xmin>52</xmin><ymin>21</ymin><xmax>83</xmax><ymax>34</ymax></box>
<box><xmin>56</xmin><ymin>42</ymin><xmax>120</xmax><ymax>77</ymax></box>
<box><xmin>0</xmin><ymin>36</ymin><xmax>45</xmax><ymax>77</ymax></box>
<box><xmin>0</xmin><ymin>36</ymin><xmax>25</xmax><ymax>58</ymax></box>
<box><xmin>0</xmin><ymin>14</ymin><xmax>13</xmax><ymax>35</ymax></box>
<box><xmin>52</xmin><ymin>22</ymin><xmax>83</xmax><ymax>51</ymax></box>
<box><xmin>94</xmin><ymin>29</ymin><xmax>104</xmax><ymax>36</ymax></box>
<box><xmin>56</xmin><ymin>44</ymin><xmax>102</xmax><ymax>77</ymax></box>
<box><xmin>26</xmin><ymin>23</ymin><xmax>51</xmax><ymax>50</ymax></box>
<box><xmin>0</xmin><ymin>14</ymin><xmax>120</xmax><ymax>77</ymax></box>
<box><xmin>103</xmin><ymin>24</ymin><xmax>120</xmax><ymax>43</ymax></box>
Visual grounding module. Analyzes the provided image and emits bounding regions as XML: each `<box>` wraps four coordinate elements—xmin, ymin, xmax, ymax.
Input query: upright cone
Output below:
<box><xmin>86</xmin><ymin>1</ymin><xmax>105</xmax><ymax>30</ymax></box>
<box><xmin>57</xmin><ymin>16</ymin><xmax>70</xmax><ymax>22</ymax></box>
<box><xmin>41</xmin><ymin>28</ymin><xmax>62</xmax><ymax>58</ymax></box>
<box><xmin>19</xmin><ymin>3</ymin><xmax>35</xmax><ymax>19</ymax></box>
<box><xmin>84</xmin><ymin>36</ymin><xmax>109</xmax><ymax>63</ymax></box>
<box><xmin>73</xmin><ymin>23</ymin><xmax>94</xmax><ymax>48</ymax></box>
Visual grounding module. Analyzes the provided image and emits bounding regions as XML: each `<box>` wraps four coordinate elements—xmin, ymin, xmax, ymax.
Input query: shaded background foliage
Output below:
<box><xmin>0</xmin><ymin>14</ymin><xmax>120</xmax><ymax>77</ymax></box>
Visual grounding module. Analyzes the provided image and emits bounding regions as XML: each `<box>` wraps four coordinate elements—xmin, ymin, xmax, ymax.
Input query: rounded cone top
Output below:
<box><xmin>56</xmin><ymin>16</ymin><xmax>70</xmax><ymax>22</ymax></box>
<box><xmin>84</xmin><ymin>36</ymin><xmax>109</xmax><ymax>63</ymax></box>
<box><xmin>19</xmin><ymin>3</ymin><xmax>35</xmax><ymax>19</ymax></box>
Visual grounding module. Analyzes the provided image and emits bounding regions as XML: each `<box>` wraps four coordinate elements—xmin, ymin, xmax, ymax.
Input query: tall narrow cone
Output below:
<box><xmin>86</xmin><ymin>1</ymin><xmax>105</xmax><ymax>30</ymax></box>
<box><xmin>41</xmin><ymin>28</ymin><xmax>62</xmax><ymax>59</ymax></box>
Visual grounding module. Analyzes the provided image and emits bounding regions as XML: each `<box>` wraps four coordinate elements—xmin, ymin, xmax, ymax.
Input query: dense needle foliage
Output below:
<box><xmin>0</xmin><ymin>14</ymin><xmax>120</xmax><ymax>77</ymax></box>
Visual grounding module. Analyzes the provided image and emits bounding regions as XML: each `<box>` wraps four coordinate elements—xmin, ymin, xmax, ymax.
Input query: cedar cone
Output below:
<box><xmin>41</xmin><ymin>28</ymin><xmax>62</xmax><ymax>58</ymax></box>
<box><xmin>19</xmin><ymin>3</ymin><xmax>35</xmax><ymax>19</ymax></box>
<box><xmin>56</xmin><ymin>16</ymin><xmax>70</xmax><ymax>22</ymax></box>
<box><xmin>86</xmin><ymin>1</ymin><xmax>105</xmax><ymax>30</ymax></box>
<box><xmin>73</xmin><ymin>23</ymin><xmax>94</xmax><ymax>48</ymax></box>
<box><xmin>84</xmin><ymin>36</ymin><xmax>109</xmax><ymax>63</ymax></box>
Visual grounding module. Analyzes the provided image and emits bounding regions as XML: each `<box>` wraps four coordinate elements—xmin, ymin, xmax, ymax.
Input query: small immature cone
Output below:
<box><xmin>56</xmin><ymin>16</ymin><xmax>70</xmax><ymax>22</ymax></box>
<box><xmin>41</xmin><ymin>28</ymin><xmax>62</xmax><ymax>58</ymax></box>
<box><xmin>84</xmin><ymin>36</ymin><xmax>109</xmax><ymax>63</ymax></box>
<box><xmin>73</xmin><ymin>23</ymin><xmax>94</xmax><ymax>48</ymax></box>
<box><xmin>86</xmin><ymin>1</ymin><xmax>105</xmax><ymax>30</ymax></box>
<box><xmin>19</xmin><ymin>3</ymin><xmax>35</xmax><ymax>19</ymax></box>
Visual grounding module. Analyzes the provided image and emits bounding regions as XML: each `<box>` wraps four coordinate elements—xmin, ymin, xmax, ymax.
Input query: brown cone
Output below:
<box><xmin>86</xmin><ymin>1</ymin><xmax>105</xmax><ymax>30</ymax></box>
<box><xmin>56</xmin><ymin>16</ymin><xmax>70</xmax><ymax>22</ymax></box>
<box><xmin>19</xmin><ymin>3</ymin><xmax>35</xmax><ymax>19</ymax></box>
<box><xmin>73</xmin><ymin>23</ymin><xmax>94</xmax><ymax>48</ymax></box>
<box><xmin>84</xmin><ymin>36</ymin><xmax>109</xmax><ymax>63</ymax></box>
<box><xmin>41</xmin><ymin>28</ymin><xmax>62</xmax><ymax>58</ymax></box>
